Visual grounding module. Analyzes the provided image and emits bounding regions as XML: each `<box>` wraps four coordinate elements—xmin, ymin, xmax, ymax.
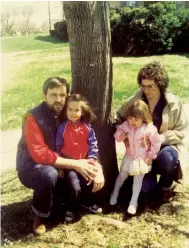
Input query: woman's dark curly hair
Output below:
<box><xmin>137</xmin><ymin>61</ymin><xmax>169</xmax><ymax>93</ymax></box>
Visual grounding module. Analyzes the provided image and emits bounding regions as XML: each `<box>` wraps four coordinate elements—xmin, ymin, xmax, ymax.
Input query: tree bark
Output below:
<box><xmin>63</xmin><ymin>1</ymin><xmax>118</xmax><ymax>203</ymax></box>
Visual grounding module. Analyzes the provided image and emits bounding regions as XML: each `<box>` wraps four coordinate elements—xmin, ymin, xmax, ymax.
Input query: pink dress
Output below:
<box><xmin>115</xmin><ymin>121</ymin><xmax>161</xmax><ymax>175</ymax></box>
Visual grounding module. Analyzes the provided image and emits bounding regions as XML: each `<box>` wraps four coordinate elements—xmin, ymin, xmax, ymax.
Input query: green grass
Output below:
<box><xmin>1</xmin><ymin>47</ymin><xmax>71</xmax><ymax>130</ymax></box>
<box><xmin>1</xmin><ymin>168</ymin><xmax>189</xmax><ymax>248</ymax></box>
<box><xmin>1</xmin><ymin>47</ymin><xmax>189</xmax><ymax>130</ymax></box>
<box><xmin>1</xmin><ymin>35</ymin><xmax>189</xmax><ymax>247</ymax></box>
<box><xmin>1</xmin><ymin>34</ymin><xmax>68</xmax><ymax>53</ymax></box>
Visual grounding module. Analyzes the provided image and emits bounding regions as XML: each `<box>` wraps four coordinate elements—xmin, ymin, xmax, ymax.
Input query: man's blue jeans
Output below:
<box><xmin>17</xmin><ymin>165</ymin><xmax>95</xmax><ymax>217</ymax></box>
<box><xmin>18</xmin><ymin>164</ymin><xmax>58</xmax><ymax>218</ymax></box>
<box><xmin>142</xmin><ymin>146</ymin><xmax>179</xmax><ymax>193</ymax></box>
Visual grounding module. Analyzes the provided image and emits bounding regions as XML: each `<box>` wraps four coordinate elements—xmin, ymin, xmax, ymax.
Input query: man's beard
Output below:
<box><xmin>52</xmin><ymin>103</ymin><xmax>64</xmax><ymax>114</ymax></box>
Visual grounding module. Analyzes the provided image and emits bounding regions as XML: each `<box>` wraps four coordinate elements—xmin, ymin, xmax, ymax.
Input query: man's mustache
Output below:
<box><xmin>54</xmin><ymin>102</ymin><xmax>63</xmax><ymax>106</ymax></box>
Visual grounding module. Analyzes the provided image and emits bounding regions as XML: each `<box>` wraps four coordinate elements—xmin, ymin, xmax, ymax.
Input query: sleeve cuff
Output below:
<box><xmin>160</xmin><ymin>134</ymin><xmax>165</xmax><ymax>144</ymax></box>
<box><xmin>52</xmin><ymin>152</ymin><xmax>59</xmax><ymax>164</ymax></box>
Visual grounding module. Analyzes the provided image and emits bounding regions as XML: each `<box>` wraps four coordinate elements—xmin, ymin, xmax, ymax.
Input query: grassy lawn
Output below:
<box><xmin>1</xmin><ymin>34</ymin><xmax>68</xmax><ymax>53</ymax></box>
<box><xmin>1</xmin><ymin>35</ymin><xmax>189</xmax><ymax>130</ymax></box>
<box><xmin>1</xmin><ymin>47</ymin><xmax>71</xmax><ymax>130</ymax></box>
<box><xmin>1</xmin><ymin>168</ymin><xmax>189</xmax><ymax>248</ymax></box>
<box><xmin>1</xmin><ymin>35</ymin><xmax>189</xmax><ymax>247</ymax></box>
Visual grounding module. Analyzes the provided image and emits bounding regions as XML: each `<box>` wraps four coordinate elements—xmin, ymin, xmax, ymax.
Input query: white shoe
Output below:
<box><xmin>127</xmin><ymin>204</ymin><xmax>137</xmax><ymax>215</ymax></box>
<box><xmin>110</xmin><ymin>194</ymin><xmax>118</xmax><ymax>205</ymax></box>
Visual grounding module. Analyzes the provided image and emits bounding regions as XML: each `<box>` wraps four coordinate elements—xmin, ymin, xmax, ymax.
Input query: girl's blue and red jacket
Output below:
<box><xmin>56</xmin><ymin>120</ymin><xmax>98</xmax><ymax>160</ymax></box>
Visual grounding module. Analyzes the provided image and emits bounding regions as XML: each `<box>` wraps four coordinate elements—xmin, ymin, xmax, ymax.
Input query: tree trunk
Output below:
<box><xmin>63</xmin><ymin>1</ymin><xmax>118</xmax><ymax>203</ymax></box>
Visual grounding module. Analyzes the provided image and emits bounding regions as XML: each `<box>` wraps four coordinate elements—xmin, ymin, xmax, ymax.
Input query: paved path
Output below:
<box><xmin>1</xmin><ymin>104</ymin><xmax>189</xmax><ymax>173</ymax></box>
<box><xmin>1</xmin><ymin>129</ymin><xmax>21</xmax><ymax>172</ymax></box>
<box><xmin>0</xmin><ymin>129</ymin><xmax>126</xmax><ymax>173</ymax></box>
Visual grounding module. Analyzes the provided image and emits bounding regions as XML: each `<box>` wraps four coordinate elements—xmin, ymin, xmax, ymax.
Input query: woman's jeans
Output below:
<box><xmin>18</xmin><ymin>164</ymin><xmax>58</xmax><ymax>218</ymax></box>
<box><xmin>142</xmin><ymin>146</ymin><xmax>179</xmax><ymax>193</ymax></box>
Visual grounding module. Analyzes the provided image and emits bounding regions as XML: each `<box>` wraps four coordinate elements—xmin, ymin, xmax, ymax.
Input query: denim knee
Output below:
<box><xmin>17</xmin><ymin>164</ymin><xmax>58</xmax><ymax>191</ymax></box>
<box><xmin>66</xmin><ymin>170</ymin><xmax>81</xmax><ymax>197</ymax></box>
<box><xmin>35</xmin><ymin>164</ymin><xmax>58</xmax><ymax>190</ymax></box>
<box><xmin>142</xmin><ymin>172</ymin><xmax>157</xmax><ymax>193</ymax></box>
<box><xmin>155</xmin><ymin>147</ymin><xmax>178</xmax><ymax>175</ymax></box>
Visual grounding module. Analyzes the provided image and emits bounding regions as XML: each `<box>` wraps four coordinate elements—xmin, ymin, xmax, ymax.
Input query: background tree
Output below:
<box><xmin>1</xmin><ymin>11</ymin><xmax>16</xmax><ymax>36</ymax></box>
<box><xmin>40</xmin><ymin>20</ymin><xmax>49</xmax><ymax>33</ymax></box>
<box><xmin>63</xmin><ymin>1</ymin><xmax>118</xmax><ymax>203</ymax></box>
<box><xmin>21</xmin><ymin>6</ymin><xmax>33</xmax><ymax>35</ymax></box>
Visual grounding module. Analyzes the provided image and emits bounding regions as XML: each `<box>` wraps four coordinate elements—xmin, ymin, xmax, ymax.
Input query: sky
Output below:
<box><xmin>1</xmin><ymin>1</ymin><xmax>63</xmax><ymax>27</ymax></box>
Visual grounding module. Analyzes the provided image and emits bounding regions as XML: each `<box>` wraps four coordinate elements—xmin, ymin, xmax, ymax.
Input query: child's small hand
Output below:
<box><xmin>58</xmin><ymin>169</ymin><xmax>64</xmax><ymax>178</ymax></box>
<box><xmin>121</xmin><ymin>132</ymin><xmax>129</xmax><ymax>147</ymax></box>
<box><xmin>145</xmin><ymin>158</ymin><xmax>152</xmax><ymax>165</ymax></box>
<box><xmin>87</xmin><ymin>158</ymin><xmax>95</xmax><ymax>166</ymax></box>
<box><xmin>119</xmin><ymin>133</ymin><xmax>127</xmax><ymax>140</ymax></box>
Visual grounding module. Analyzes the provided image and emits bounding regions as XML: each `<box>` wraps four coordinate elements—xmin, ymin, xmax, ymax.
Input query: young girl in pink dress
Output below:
<box><xmin>110</xmin><ymin>100</ymin><xmax>161</xmax><ymax>214</ymax></box>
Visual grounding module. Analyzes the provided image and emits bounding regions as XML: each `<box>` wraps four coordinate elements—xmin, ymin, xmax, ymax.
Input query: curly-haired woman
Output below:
<box><xmin>117</xmin><ymin>61</ymin><xmax>188</xmax><ymax>203</ymax></box>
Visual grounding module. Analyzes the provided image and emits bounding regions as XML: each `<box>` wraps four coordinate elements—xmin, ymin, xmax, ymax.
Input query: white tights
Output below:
<box><xmin>112</xmin><ymin>171</ymin><xmax>144</xmax><ymax>206</ymax></box>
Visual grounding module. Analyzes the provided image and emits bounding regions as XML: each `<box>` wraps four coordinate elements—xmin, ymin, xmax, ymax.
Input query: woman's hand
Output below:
<box><xmin>140</xmin><ymin>136</ymin><xmax>150</xmax><ymax>149</ymax></box>
<box><xmin>145</xmin><ymin>157</ymin><xmax>152</xmax><ymax>165</ymax></box>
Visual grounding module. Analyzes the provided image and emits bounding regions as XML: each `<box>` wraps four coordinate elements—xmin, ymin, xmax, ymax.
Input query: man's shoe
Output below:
<box><xmin>81</xmin><ymin>204</ymin><xmax>102</xmax><ymax>214</ymax></box>
<box><xmin>33</xmin><ymin>216</ymin><xmax>46</xmax><ymax>235</ymax></box>
<box><xmin>160</xmin><ymin>189</ymin><xmax>173</xmax><ymax>203</ymax></box>
<box><xmin>65</xmin><ymin>210</ymin><xmax>75</xmax><ymax>223</ymax></box>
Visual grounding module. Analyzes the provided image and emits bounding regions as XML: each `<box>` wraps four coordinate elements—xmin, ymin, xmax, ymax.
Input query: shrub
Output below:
<box><xmin>110</xmin><ymin>2</ymin><xmax>189</xmax><ymax>56</ymax></box>
<box><xmin>172</xmin><ymin>7</ymin><xmax>189</xmax><ymax>53</ymax></box>
<box><xmin>54</xmin><ymin>20</ymin><xmax>68</xmax><ymax>41</ymax></box>
<box><xmin>49</xmin><ymin>30</ymin><xmax>55</xmax><ymax>36</ymax></box>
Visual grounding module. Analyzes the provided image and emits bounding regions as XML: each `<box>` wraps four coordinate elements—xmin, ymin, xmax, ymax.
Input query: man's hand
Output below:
<box><xmin>74</xmin><ymin>159</ymin><xmax>97</xmax><ymax>181</ymax></box>
<box><xmin>54</xmin><ymin>157</ymin><xmax>103</xmax><ymax>184</ymax></box>
<box><xmin>92</xmin><ymin>163</ymin><xmax>105</xmax><ymax>192</ymax></box>
<box><xmin>86</xmin><ymin>159</ymin><xmax>98</xmax><ymax>185</ymax></box>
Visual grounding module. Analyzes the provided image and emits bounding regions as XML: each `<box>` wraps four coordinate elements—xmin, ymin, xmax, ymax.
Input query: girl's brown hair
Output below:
<box><xmin>64</xmin><ymin>94</ymin><xmax>96</xmax><ymax>123</ymax></box>
<box><xmin>126</xmin><ymin>100</ymin><xmax>152</xmax><ymax>124</ymax></box>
